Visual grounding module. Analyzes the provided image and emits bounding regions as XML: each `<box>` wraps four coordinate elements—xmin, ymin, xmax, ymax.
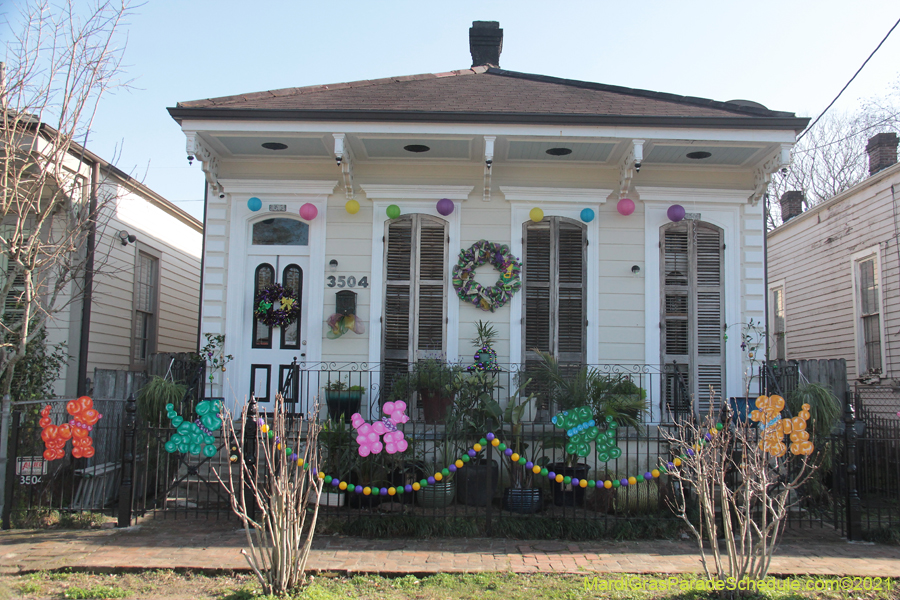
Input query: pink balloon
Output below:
<box><xmin>299</xmin><ymin>202</ymin><xmax>318</xmax><ymax>220</ymax></box>
<box><xmin>617</xmin><ymin>198</ymin><xmax>635</xmax><ymax>216</ymax></box>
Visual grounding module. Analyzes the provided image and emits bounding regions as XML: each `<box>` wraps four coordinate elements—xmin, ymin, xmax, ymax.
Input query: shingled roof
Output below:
<box><xmin>168</xmin><ymin>66</ymin><xmax>807</xmax><ymax>130</ymax></box>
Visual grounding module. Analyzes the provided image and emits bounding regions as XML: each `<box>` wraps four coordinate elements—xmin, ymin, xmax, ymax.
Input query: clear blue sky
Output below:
<box><xmin>7</xmin><ymin>1</ymin><xmax>899</xmax><ymax>221</ymax></box>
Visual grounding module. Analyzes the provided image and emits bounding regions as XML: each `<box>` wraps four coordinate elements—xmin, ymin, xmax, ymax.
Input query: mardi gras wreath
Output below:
<box><xmin>452</xmin><ymin>240</ymin><xmax>522</xmax><ymax>312</ymax></box>
<box><xmin>255</xmin><ymin>283</ymin><xmax>301</xmax><ymax>327</ymax></box>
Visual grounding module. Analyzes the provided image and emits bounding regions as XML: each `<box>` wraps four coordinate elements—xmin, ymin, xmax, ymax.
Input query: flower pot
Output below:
<box><xmin>325</xmin><ymin>390</ymin><xmax>362</xmax><ymax>421</ymax></box>
<box><xmin>502</xmin><ymin>487</ymin><xmax>543</xmax><ymax>514</ymax></box>
<box><xmin>416</xmin><ymin>479</ymin><xmax>456</xmax><ymax>508</ymax></box>
<box><xmin>456</xmin><ymin>459</ymin><xmax>499</xmax><ymax>506</ymax></box>
<box><xmin>547</xmin><ymin>462</ymin><xmax>589</xmax><ymax>507</ymax></box>
<box><xmin>421</xmin><ymin>391</ymin><xmax>453</xmax><ymax>424</ymax></box>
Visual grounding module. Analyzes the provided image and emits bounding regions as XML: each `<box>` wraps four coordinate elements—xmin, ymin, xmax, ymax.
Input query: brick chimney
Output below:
<box><xmin>867</xmin><ymin>132</ymin><xmax>899</xmax><ymax>176</ymax></box>
<box><xmin>780</xmin><ymin>190</ymin><xmax>804</xmax><ymax>222</ymax></box>
<box><xmin>469</xmin><ymin>21</ymin><xmax>503</xmax><ymax>67</ymax></box>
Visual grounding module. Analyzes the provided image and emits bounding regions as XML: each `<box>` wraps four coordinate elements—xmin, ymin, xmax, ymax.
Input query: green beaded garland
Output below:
<box><xmin>420</xmin><ymin>479</ymin><xmax>428</xmax><ymax>487</ymax></box>
<box><xmin>540</xmin><ymin>467</ymin><xmax>548</xmax><ymax>476</ymax></box>
<box><xmin>563</xmin><ymin>476</ymin><xmax>571</xmax><ymax>485</ymax></box>
<box><xmin>612</xmin><ymin>479</ymin><xmax>621</xmax><ymax>488</ymax></box>
<box><xmin>462</xmin><ymin>455</ymin><xmax>471</xmax><ymax>463</ymax></box>
<box><xmin>518</xmin><ymin>457</ymin><xmax>527</xmax><ymax>465</ymax></box>
<box><xmin>441</xmin><ymin>468</ymin><xmax>450</xmax><ymax>477</ymax></box>
<box><xmin>588</xmin><ymin>480</ymin><xmax>596</xmax><ymax>488</ymax></box>
<box><xmin>498</xmin><ymin>443</ymin><xmax>507</xmax><ymax>451</ymax></box>
<box><xmin>479</xmin><ymin>438</ymin><xmax>488</xmax><ymax>446</ymax></box>
<box><xmin>716</xmin><ymin>422</ymin><xmax>724</xmax><ymax>430</ymax></box>
<box><xmin>324</xmin><ymin>475</ymin><xmax>332</xmax><ymax>484</ymax></box>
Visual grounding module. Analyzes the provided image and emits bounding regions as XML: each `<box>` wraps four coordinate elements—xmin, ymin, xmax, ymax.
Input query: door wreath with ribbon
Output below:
<box><xmin>255</xmin><ymin>283</ymin><xmax>301</xmax><ymax>327</ymax></box>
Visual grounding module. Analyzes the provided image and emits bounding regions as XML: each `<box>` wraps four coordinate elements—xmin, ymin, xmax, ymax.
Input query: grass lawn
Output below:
<box><xmin>0</xmin><ymin>570</ymin><xmax>896</xmax><ymax>600</ymax></box>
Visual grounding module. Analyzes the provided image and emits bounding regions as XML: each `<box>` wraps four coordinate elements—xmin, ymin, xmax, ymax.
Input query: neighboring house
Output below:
<box><xmin>767</xmin><ymin>132</ymin><xmax>900</xmax><ymax>383</ymax></box>
<box><xmin>8</xmin><ymin>134</ymin><xmax>204</xmax><ymax>398</ymax></box>
<box><xmin>168</xmin><ymin>21</ymin><xmax>807</xmax><ymax>422</ymax></box>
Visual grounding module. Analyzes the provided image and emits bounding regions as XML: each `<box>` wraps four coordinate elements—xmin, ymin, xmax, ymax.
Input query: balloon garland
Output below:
<box><xmin>551</xmin><ymin>407</ymin><xmax>621</xmax><ymax>462</ymax></box>
<box><xmin>255</xmin><ymin>283</ymin><xmax>301</xmax><ymax>328</ymax></box>
<box><xmin>40</xmin><ymin>397</ymin><xmax>103</xmax><ymax>460</ymax></box>
<box><xmin>163</xmin><ymin>399</ymin><xmax>223</xmax><ymax>457</ymax></box>
<box><xmin>452</xmin><ymin>240</ymin><xmax>522</xmax><ymax>312</ymax></box>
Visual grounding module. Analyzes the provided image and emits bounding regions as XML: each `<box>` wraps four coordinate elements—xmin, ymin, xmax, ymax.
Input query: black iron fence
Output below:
<box><xmin>3</xmin><ymin>361</ymin><xmax>900</xmax><ymax>541</ymax></box>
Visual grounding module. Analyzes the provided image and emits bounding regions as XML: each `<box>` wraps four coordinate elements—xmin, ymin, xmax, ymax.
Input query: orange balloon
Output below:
<box><xmin>81</xmin><ymin>446</ymin><xmax>95</xmax><ymax>458</ymax></box>
<box><xmin>791</xmin><ymin>417</ymin><xmax>806</xmax><ymax>431</ymax></box>
<box><xmin>58</xmin><ymin>425</ymin><xmax>72</xmax><ymax>439</ymax></box>
<box><xmin>800</xmin><ymin>441</ymin><xmax>814</xmax><ymax>455</ymax></box>
<box><xmin>41</xmin><ymin>425</ymin><xmax>58</xmax><ymax>442</ymax></box>
<box><xmin>781</xmin><ymin>419</ymin><xmax>792</xmax><ymax>434</ymax></box>
<box><xmin>72</xmin><ymin>427</ymin><xmax>88</xmax><ymax>438</ymax></box>
<box><xmin>39</xmin><ymin>417</ymin><xmax>52</xmax><ymax>427</ymax></box>
<box><xmin>43</xmin><ymin>449</ymin><xmax>56</xmax><ymax>460</ymax></box>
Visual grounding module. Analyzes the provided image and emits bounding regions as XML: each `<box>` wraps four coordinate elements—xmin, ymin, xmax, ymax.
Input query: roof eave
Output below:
<box><xmin>167</xmin><ymin>107</ymin><xmax>810</xmax><ymax>131</ymax></box>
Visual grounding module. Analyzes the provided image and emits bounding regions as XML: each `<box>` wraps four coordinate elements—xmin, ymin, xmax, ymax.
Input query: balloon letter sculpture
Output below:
<box><xmin>40</xmin><ymin>397</ymin><xmax>103</xmax><ymax>460</ymax></box>
<box><xmin>351</xmin><ymin>401</ymin><xmax>409</xmax><ymax>457</ymax></box>
<box><xmin>163</xmin><ymin>399</ymin><xmax>223</xmax><ymax>457</ymax></box>
<box><xmin>551</xmin><ymin>406</ymin><xmax>621</xmax><ymax>462</ymax></box>
<box><xmin>750</xmin><ymin>394</ymin><xmax>814</xmax><ymax>457</ymax></box>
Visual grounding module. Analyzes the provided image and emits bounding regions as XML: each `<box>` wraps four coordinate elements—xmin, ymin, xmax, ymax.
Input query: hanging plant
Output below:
<box><xmin>255</xmin><ymin>283</ymin><xmax>301</xmax><ymax>328</ymax></box>
<box><xmin>452</xmin><ymin>240</ymin><xmax>522</xmax><ymax>312</ymax></box>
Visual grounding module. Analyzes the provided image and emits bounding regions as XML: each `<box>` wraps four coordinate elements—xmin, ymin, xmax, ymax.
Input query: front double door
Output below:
<box><xmin>246</xmin><ymin>253</ymin><xmax>309</xmax><ymax>407</ymax></box>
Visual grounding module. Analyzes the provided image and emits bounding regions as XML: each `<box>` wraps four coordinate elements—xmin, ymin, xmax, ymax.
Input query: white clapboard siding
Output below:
<box><xmin>768</xmin><ymin>165</ymin><xmax>900</xmax><ymax>379</ymax></box>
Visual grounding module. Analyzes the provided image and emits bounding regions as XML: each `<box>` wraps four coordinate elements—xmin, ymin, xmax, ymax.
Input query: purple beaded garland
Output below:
<box><xmin>449</xmin><ymin>464</ymin><xmax>457</xmax><ymax>472</ymax></box>
<box><xmin>571</xmin><ymin>478</ymin><xmax>580</xmax><ymax>487</ymax></box>
<box><xmin>355</xmin><ymin>485</ymin><xmax>363</xmax><ymax>494</ymax></box>
<box><xmin>380</xmin><ymin>487</ymin><xmax>388</xmax><ymax>496</ymax></box>
<box><xmin>687</xmin><ymin>449</ymin><xmax>695</xmax><ymax>456</ymax></box>
<box><xmin>644</xmin><ymin>472</ymin><xmax>653</xmax><ymax>480</ymax></box>
<box><xmin>525</xmin><ymin>461</ymin><xmax>534</xmax><ymax>469</ymax></box>
<box><xmin>504</xmin><ymin>448</ymin><xmax>513</xmax><ymax>456</ymax></box>
<box><xmin>468</xmin><ymin>449</ymin><xmax>477</xmax><ymax>457</ymax></box>
<box><xmin>404</xmin><ymin>484</ymin><xmax>413</xmax><ymax>493</ymax></box>
<box><xmin>427</xmin><ymin>476</ymin><xmax>436</xmax><ymax>485</ymax></box>
<box><xmin>620</xmin><ymin>478</ymin><xmax>629</xmax><ymax>486</ymax></box>
<box><xmin>548</xmin><ymin>471</ymin><xmax>556</xmax><ymax>480</ymax></box>
<box><xmin>332</xmin><ymin>478</ymin><xmax>340</xmax><ymax>487</ymax></box>
<box><xmin>486</xmin><ymin>432</ymin><xmax>495</xmax><ymax>441</ymax></box>
<box><xmin>667</xmin><ymin>461</ymin><xmax>675</xmax><ymax>469</ymax></box>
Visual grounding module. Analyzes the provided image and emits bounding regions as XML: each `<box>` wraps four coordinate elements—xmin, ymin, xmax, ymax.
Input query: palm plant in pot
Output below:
<box><xmin>500</xmin><ymin>378</ymin><xmax>541</xmax><ymax>513</ymax></box>
<box><xmin>450</xmin><ymin>369</ymin><xmax>503</xmax><ymax>506</ymax></box>
<box><xmin>533</xmin><ymin>350</ymin><xmax>649</xmax><ymax>507</ymax></box>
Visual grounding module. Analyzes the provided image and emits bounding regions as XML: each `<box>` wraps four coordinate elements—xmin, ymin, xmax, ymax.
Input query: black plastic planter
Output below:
<box><xmin>325</xmin><ymin>391</ymin><xmax>362</xmax><ymax>421</ymax></box>
<box><xmin>547</xmin><ymin>462</ymin><xmax>589</xmax><ymax>507</ymax></box>
<box><xmin>456</xmin><ymin>459</ymin><xmax>499</xmax><ymax>506</ymax></box>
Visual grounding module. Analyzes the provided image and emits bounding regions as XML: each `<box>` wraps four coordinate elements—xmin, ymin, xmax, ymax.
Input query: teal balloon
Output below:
<box><xmin>598</xmin><ymin>452</ymin><xmax>610</xmax><ymax>462</ymax></box>
<box><xmin>202</xmin><ymin>444</ymin><xmax>217</xmax><ymax>458</ymax></box>
<box><xmin>171</xmin><ymin>416</ymin><xmax>183</xmax><ymax>427</ymax></box>
<box><xmin>247</xmin><ymin>197</ymin><xmax>262</xmax><ymax>211</ymax></box>
<box><xmin>205</xmin><ymin>435</ymin><xmax>215</xmax><ymax>446</ymax></box>
<box><xmin>177</xmin><ymin>442</ymin><xmax>189</xmax><ymax>453</ymax></box>
<box><xmin>164</xmin><ymin>441</ymin><xmax>177</xmax><ymax>453</ymax></box>
<box><xmin>167</xmin><ymin>410</ymin><xmax>177</xmax><ymax>419</ymax></box>
<box><xmin>201</xmin><ymin>414</ymin><xmax>222</xmax><ymax>432</ymax></box>
<box><xmin>196</xmin><ymin>401</ymin><xmax>212</xmax><ymax>416</ymax></box>
<box><xmin>189</xmin><ymin>444</ymin><xmax>202</xmax><ymax>456</ymax></box>
<box><xmin>580</xmin><ymin>208</ymin><xmax>595</xmax><ymax>223</ymax></box>
<box><xmin>177</xmin><ymin>422</ymin><xmax>192</xmax><ymax>436</ymax></box>
<box><xmin>609</xmin><ymin>448</ymin><xmax>622</xmax><ymax>459</ymax></box>
<box><xmin>165</xmin><ymin>403</ymin><xmax>174</xmax><ymax>411</ymax></box>
<box><xmin>170</xmin><ymin>434</ymin><xmax>183</xmax><ymax>444</ymax></box>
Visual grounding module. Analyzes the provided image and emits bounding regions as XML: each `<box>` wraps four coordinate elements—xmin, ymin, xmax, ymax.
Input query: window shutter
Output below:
<box><xmin>660</xmin><ymin>221</ymin><xmax>725</xmax><ymax>418</ymax></box>
<box><xmin>557</xmin><ymin>221</ymin><xmax>586</xmax><ymax>363</ymax></box>
<box><xmin>383</xmin><ymin>214</ymin><xmax>448</xmax><ymax>412</ymax></box>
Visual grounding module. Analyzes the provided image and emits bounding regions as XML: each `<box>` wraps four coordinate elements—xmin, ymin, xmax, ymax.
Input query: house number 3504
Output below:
<box><xmin>327</xmin><ymin>275</ymin><xmax>368</xmax><ymax>289</ymax></box>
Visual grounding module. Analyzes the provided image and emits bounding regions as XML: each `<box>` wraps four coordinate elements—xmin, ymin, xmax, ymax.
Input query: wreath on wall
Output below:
<box><xmin>452</xmin><ymin>240</ymin><xmax>522</xmax><ymax>312</ymax></box>
<box><xmin>255</xmin><ymin>283</ymin><xmax>301</xmax><ymax>327</ymax></box>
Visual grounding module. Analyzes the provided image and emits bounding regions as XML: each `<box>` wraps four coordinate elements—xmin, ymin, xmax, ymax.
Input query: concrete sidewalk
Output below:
<box><xmin>1</xmin><ymin>517</ymin><xmax>898</xmax><ymax>577</ymax></box>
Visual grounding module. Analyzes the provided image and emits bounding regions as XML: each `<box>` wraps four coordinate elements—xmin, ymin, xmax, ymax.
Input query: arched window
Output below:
<box><xmin>252</xmin><ymin>263</ymin><xmax>274</xmax><ymax>348</ymax></box>
<box><xmin>660</xmin><ymin>220</ymin><xmax>725</xmax><ymax>419</ymax></box>
<box><xmin>281</xmin><ymin>264</ymin><xmax>302</xmax><ymax>349</ymax></box>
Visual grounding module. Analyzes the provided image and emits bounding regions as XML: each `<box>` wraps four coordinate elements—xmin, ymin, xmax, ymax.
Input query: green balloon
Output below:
<box><xmin>165</xmin><ymin>403</ymin><xmax>175</xmax><ymax>411</ymax></box>
<box><xmin>170</xmin><ymin>434</ymin><xmax>183</xmax><ymax>444</ymax></box>
<box><xmin>202</xmin><ymin>444</ymin><xmax>217</xmax><ymax>458</ymax></box>
<box><xmin>609</xmin><ymin>448</ymin><xmax>622</xmax><ymax>459</ymax></box>
<box><xmin>196</xmin><ymin>401</ymin><xmax>212</xmax><ymax>415</ymax></box>
<box><xmin>177</xmin><ymin>422</ymin><xmax>192</xmax><ymax>436</ymax></box>
<box><xmin>597</xmin><ymin>452</ymin><xmax>610</xmax><ymax>462</ymax></box>
<box><xmin>206</xmin><ymin>435</ymin><xmax>215</xmax><ymax>446</ymax></box>
<box><xmin>189</xmin><ymin>444</ymin><xmax>202</xmax><ymax>455</ymax></box>
<box><xmin>386</xmin><ymin>204</ymin><xmax>401</xmax><ymax>219</ymax></box>
<box><xmin>164</xmin><ymin>441</ymin><xmax>177</xmax><ymax>453</ymax></box>
<box><xmin>177</xmin><ymin>442</ymin><xmax>189</xmax><ymax>453</ymax></box>
<box><xmin>171</xmin><ymin>416</ymin><xmax>183</xmax><ymax>427</ymax></box>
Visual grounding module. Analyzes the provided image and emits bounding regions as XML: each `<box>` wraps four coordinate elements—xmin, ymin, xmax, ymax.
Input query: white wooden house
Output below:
<box><xmin>168</xmin><ymin>21</ymin><xmax>807</xmax><ymax>422</ymax></box>
<box><xmin>767</xmin><ymin>133</ymin><xmax>900</xmax><ymax>382</ymax></box>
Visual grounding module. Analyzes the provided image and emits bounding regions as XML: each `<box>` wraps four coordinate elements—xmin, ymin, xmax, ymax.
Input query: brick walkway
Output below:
<box><xmin>1</xmin><ymin>517</ymin><xmax>898</xmax><ymax>577</ymax></box>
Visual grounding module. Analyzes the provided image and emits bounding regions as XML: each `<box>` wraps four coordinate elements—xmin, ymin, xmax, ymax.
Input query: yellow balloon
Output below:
<box><xmin>345</xmin><ymin>199</ymin><xmax>360</xmax><ymax>214</ymax></box>
<box><xmin>529</xmin><ymin>207</ymin><xmax>544</xmax><ymax>223</ymax></box>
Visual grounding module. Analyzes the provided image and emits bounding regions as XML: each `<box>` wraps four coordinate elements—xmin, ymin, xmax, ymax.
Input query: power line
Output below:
<box><xmin>798</xmin><ymin>15</ymin><xmax>900</xmax><ymax>142</ymax></box>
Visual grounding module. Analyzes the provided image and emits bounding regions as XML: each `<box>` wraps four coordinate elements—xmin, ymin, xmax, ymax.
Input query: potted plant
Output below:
<box><xmin>324</xmin><ymin>378</ymin><xmax>365</xmax><ymax>421</ymax></box>
<box><xmin>315</xmin><ymin>417</ymin><xmax>357</xmax><ymax>508</ymax></box>
<box><xmin>533</xmin><ymin>350</ymin><xmax>649</xmax><ymax>507</ymax></box>
<box><xmin>388</xmin><ymin>360</ymin><xmax>461</xmax><ymax>424</ymax></box>
<box><xmin>500</xmin><ymin>378</ymin><xmax>542</xmax><ymax>514</ymax></box>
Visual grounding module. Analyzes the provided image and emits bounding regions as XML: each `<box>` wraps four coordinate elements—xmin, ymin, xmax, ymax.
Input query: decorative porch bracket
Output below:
<box><xmin>333</xmin><ymin>134</ymin><xmax>354</xmax><ymax>199</ymax></box>
<box><xmin>618</xmin><ymin>139</ymin><xmax>644</xmax><ymax>199</ymax></box>
<box><xmin>749</xmin><ymin>143</ymin><xmax>792</xmax><ymax>206</ymax></box>
<box><xmin>483</xmin><ymin>136</ymin><xmax>495</xmax><ymax>202</ymax></box>
<box><xmin>185</xmin><ymin>133</ymin><xmax>222</xmax><ymax>196</ymax></box>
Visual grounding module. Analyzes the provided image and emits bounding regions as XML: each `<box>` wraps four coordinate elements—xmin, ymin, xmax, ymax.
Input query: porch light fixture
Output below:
<box><xmin>118</xmin><ymin>230</ymin><xmax>136</xmax><ymax>246</ymax></box>
<box><xmin>329</xmin><ymin>259</ymin><xmax>339</xmax><ymax>272</ymax></box>
<box><xmin>687</xmin><ymin>151</ymin><xmax>712</xmax><ymax>160</ymax></box>
<box><xmin>545</xmin><ymin>147</ymin><xmax>572</xmax><ymax>156</ymax></box>
<box><xmin>403</xmin><ymin>144</ymin><xmax>431</xmax><ymax>153</ymax></box>
<box><xmin>631</xmin><ymin>265</ymin><xmax>641</xmax><ymax>275</ymax></box>
<box><xmin>262</xmin><ymin>142</ymin><xmax>288</xmax><ymax>150</ymax></box>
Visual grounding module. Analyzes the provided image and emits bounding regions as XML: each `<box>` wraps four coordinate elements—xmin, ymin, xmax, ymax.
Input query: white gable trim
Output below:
<box><xmin>500</xmin><ymin>186</ymin><xmax>612</xmax><ymax>204</ymax></box>
<box><xmin>361</xmin><ymin>184</ymin><xmax>474</xmax><ymax>200</ymax></box>
<box><xmin>218</xmin><ymin>179</ymin><xmax>338</xmax><ymax>196</ymax></box>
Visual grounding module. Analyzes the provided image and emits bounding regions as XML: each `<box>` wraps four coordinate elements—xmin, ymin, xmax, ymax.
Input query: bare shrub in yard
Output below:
<box><xmin>663</xmin><ymin>390</ymin><xmax>818</xmax><ymax>582</ymax></box>
<box><xmin>217</xmin><ymin>393</ymin><xmax>323</xmax><ymax>595</ymax></box>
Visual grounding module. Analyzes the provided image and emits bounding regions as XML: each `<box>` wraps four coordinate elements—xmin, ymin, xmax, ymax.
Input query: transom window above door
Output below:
<box><xmin>252</xmin><ymin>218</ymin><xmax>309</xmax><ymax>246</ymax></box>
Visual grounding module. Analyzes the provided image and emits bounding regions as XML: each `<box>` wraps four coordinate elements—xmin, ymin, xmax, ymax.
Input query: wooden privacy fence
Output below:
<box><xmin>765</xmin><ymin>359</ymin><xmax>849</xmax><ymax>405</ymax></box>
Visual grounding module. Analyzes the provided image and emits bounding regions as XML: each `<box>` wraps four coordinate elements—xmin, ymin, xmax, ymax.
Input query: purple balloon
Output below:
<box><xmin>331</xmin><ymin>478</ymin><xmax>340</xmax><ymax>487</ymax></box>
<box><xmin>525</xmin><ymin>461</ymin><xmax>534</xmax><ymax>470</ymax></box>
<box><xmin>644</xmin><ymin>472</ymin><xmax>653</xmax><ymax>480</ymax></box>
<box><xmin>427</xmin><ymin>476</ymin><xmax>436</xmax><ymax>485</ymax></box>
<box><xmin>436</xmin><ymin>198</ymin><xmax>454</xmax><ymax>216</ymax></box>
<box><xmin>548</xmin><ymin>471</ymin><xmax>556</xmax><ymax>480</ymax></box>
<box><xmin>667</xmin><ymin>204</ymin><xmax>685</xmax><ymax>222</ymax></box>
<box><xmin>504</xmin><ymin>448</ymin><xmax>513</xmax><ymax>456</ymax></box>
<box><xmin>468</xmin><ymin>449</ymin><xmax>477</xmax><ymax>457</ymax></box>
<box><xmin>620</xmin><ymin>478</ymin><xmax>629</xmax><ymax>486</ymax></box>
<box><xmin>404</xmin><ymin>484</ymin><xmax>413</xmax><ymax>493</ymax></box>
<box><xmin>571</xmin><ymin>478</ymin><xmax>580</xmax><ymax>487</ymax></box>
<box><xmin>449</xmin><ymin>464</ymin><xmax>457</xmax><ymax>472</ymax></box>
<box><xmin>380</xmin><ymin>487</ymin><xmax>388</xmax><ymax>496</ymax></box>
<box><xmin>486</xmin><ymin>432</ymin><xmax>495</xmax><ymax>441</ymax></box>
